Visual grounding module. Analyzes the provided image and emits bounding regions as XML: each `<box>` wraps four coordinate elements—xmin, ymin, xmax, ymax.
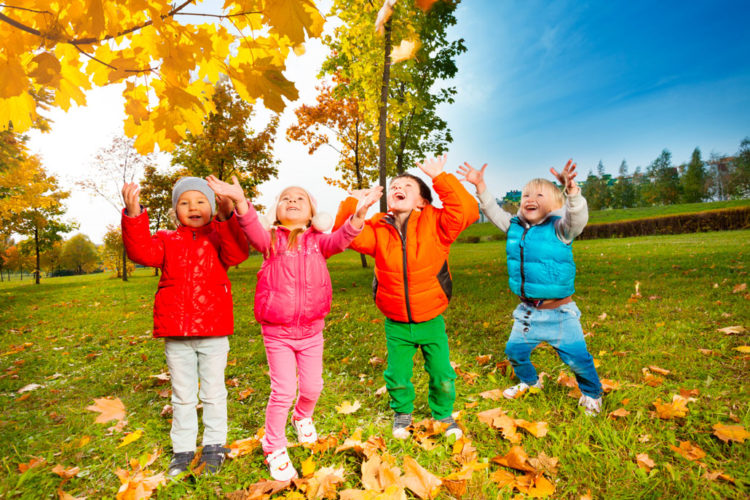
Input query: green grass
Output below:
<box><xmin>1</xmin><ymin>230</ymin><xmax>749</xmax><ymax>498</ymax></box>
<box><xmin>460</xmin><ymin>199</ymin><xmax>750</xmax><ymax>241</ymax></box>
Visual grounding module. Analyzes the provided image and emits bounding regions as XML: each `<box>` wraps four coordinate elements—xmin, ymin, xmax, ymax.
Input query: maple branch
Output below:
<box><xmin>0</xmin><ymin>4</ymin><xmax>52</xmax><ymax>15</ymax></box>
<box><xmin>174</xmin><ymin>10</ymin><xmax>262</xmax><ymax>19</ymax></box>
<box><xmin>74</xmin><ymin>44</ymin><xmax>157</xmax><ymax>74</ymax></box>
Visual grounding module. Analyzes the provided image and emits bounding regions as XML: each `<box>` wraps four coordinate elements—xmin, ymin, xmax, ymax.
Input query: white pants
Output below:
<box><xmin>164</xmin><ymin>336</ymin><xmax>229</xmax><ymax>453</ymax></box>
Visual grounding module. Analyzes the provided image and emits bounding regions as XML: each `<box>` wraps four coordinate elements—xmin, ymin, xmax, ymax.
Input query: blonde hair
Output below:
<box><xmin>523</xmin><ymin>178</ymin><xmax>564</xmax><ymax>209</ymax></box>
<box><xmin>268</xmin><ymin>187</ymin><xmax>314</xmax><ymax>254</ymax></box>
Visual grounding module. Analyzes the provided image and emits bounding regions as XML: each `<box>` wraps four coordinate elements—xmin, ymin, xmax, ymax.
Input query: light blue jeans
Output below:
<box><xmin>164</xmin><ymin>336</ymin><xmax>229</xmax><ymax>453</ymax></box>
<box><xmin>504</xmin><ymin>302</ymin><xmax>602</xmax><ymax>398</ymax></box>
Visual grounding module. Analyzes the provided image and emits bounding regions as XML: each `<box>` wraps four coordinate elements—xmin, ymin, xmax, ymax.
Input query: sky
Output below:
<box><xmin>26</xmin><ymin>0</ymin><xmax>750</xmax><ymax>243</ymax></box>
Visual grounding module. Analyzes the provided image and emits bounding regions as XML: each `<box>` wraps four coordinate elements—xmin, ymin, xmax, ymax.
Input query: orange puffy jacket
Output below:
<box><xmin>334</xmin><ymin>172</ymin><xmax>478</xmax><ymax>323</ymax></box>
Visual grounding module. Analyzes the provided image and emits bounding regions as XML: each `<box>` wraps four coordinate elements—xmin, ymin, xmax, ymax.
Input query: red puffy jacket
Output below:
<box><xmin>121</xmin><ymin>210</ymin><xmax>249</xmax><ymax>338</ymax></box>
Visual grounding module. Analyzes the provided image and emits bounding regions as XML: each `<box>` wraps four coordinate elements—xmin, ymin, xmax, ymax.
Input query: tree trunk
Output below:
<box><xmin>377</xmin><ymin>18</ymin><xmax>392</xmax><ymax>213</ymax></box>
<box><xmin>34</xmin><ymin>225</ymin><xmax>40</xmax><ymax>285</ymax></box>
<box><xmin>122</xmin><ymin>245</ymin><xmax>128</xmax><ymax>282</ymax></box>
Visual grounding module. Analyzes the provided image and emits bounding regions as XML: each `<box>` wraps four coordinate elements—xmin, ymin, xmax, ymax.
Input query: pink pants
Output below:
<box><xmin>261</xmin><ymin>332</ymin><xmax>324</xmax><ymax>452</ymax></box>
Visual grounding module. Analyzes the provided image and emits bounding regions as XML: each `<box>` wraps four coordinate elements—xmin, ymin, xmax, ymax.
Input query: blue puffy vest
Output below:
<box><xmin>506</xmin><ymin>215</ymin><xmax>576</xmax><ymax>299</ymax></box>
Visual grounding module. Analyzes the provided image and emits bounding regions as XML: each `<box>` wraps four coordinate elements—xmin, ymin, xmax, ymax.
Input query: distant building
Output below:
<box><xmin>503</xmin><ymin>190</ymin><xmax>521</xmax><ymax>203</ymax></box>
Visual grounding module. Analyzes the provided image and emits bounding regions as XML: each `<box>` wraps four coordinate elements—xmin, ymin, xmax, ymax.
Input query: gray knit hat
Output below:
<box><xmin>172</xmin><ymin>177</ymin><xmax>216</xmax><ymax>214</ymax></box>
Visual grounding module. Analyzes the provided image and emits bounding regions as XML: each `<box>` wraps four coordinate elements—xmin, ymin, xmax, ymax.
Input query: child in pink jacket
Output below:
<box><xmin>207</xmin><ymin>176</ymin><xmax>381</xmax><ymax>481</ymax></box>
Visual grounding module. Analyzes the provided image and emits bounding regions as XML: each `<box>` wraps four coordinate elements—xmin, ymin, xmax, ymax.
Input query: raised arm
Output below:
<box><xmin>416</xmin><ymin>156</ymin><xmax>478</xmax><ymax>243</ymax></box>
<box><xmin>213</xmin><ymin>214</ymin><xmax>250</xmax><ymax>267</ymax></box>
<box><xmin>120</xmin><ymin>183</ymin><xmax>165</xmax><ymax>267</ymax></box>
<box><xmin>319</xmin><ymin>186</ymin><xmax>380</xmax><ymax>258</ymax></box>
<box><xmin>207</xmin><ymin>175</ymin><xmax>271</xmax><ymax>254</ymax></box>
<box><xmin>333</xmin><ymin>196</ymin><xmax>378</xmax><ymax>257</ymax></box>
<box><xmin>550</xmin><ymin>160</ymin><xmax>588</xmax><ymax>243</ymax></box>
<box><xmin>457</xmin><ymin>162</ymin><xmax>511</xmax><ymax>233</ymax></box>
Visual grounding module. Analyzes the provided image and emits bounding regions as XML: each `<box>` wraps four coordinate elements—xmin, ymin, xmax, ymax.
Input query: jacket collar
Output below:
<box><xmin>177</xmin><ymin>222</ymin><xmax>214</xmax><ymax>237</ymax></box>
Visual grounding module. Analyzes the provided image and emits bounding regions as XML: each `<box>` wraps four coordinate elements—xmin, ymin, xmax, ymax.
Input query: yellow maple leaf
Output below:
<box><xmin>52</xmin><ymin>464</ymin><xmax>80</xmax><ymax>478</ymax></box>
<box><xmin>118</xmin><ymin>429</ymin><xmax>143</xmax><ymax>448</ymax></box>
<box><xmin>669</xmin><ymin>441</ymin><xmax>706</xmax><ymax>461</ymax></box>
<box><xmin>712</xmin><ymin>423</ymin><xmax>749</xmax><ymax>443</ymax></box>
<box><xmin>301</xmin><ymin>454</ymin><xmax>316</xmax><ymax>478</ymax></box>
<box><xmin>391</xmin><ymin>39</ymin><xmax>420</xmax><ymax>64</ymax></box>
<box><xmin>734</xmin><ymin>345</ymin><xmax>750</xmax><ymax>353</ymax></box>
<box><xmin>335</xmin><ymin>400</ymin><xmax>362</xmax><ymax>414</ymax></box>
<box><xmin>653</xmin><ymin>395</ymin><xmax>692</xmax><ymax>419</ymax></box>
<box><xmin>263</xmin><ymin>0</ymin><xmax>325</xmax><ymax>46</ymax></box>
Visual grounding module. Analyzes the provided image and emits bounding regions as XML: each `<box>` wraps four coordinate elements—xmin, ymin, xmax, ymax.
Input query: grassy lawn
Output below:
<box><xmin>0</xmin><ymin>230</ymin><xmax>748</xmax><ymax>498</ymax></box>
<box><xmin>461</xmin><ymin>199</ymin><xmax>750</xmax><ymax>240</ymax></box>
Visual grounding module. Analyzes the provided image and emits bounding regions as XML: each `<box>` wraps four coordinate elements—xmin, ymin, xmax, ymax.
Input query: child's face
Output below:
<box><xmin>175</xmin><ymin>190</ymin><xmax>212</xmax><ymax>228</ymax></box>
<box><xmin>276</xmin><ymin>187</ymin><xmax>313</xmax><ymax>228</ymax></box>
<box><xmin>520</xmin><ymin>184</ymin><xmax>561</xmax><ymax>224</ymax></box>
<box><xmin>387</xmin><ymin>177</ymin><xmax>426</xmax><ymax>214</ymax></box>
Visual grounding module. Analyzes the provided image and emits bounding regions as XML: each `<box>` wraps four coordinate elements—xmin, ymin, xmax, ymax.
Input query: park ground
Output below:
<box><xmin>0</xmin><ymin>230</ymin><xmax>748</xmax><ymax>499</ymax></box>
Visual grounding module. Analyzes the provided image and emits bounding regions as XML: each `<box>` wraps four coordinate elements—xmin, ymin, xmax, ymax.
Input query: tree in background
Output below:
<box><xmin>581</xmin><ymin>162</ymin><xmax>610</xmax><ymax>211</ymax></box>
<box><xmin>40</xmin><ymin>241</ymin><xmax>64</xmax><ymax>277</ymax></box>
<box><xmin>680</xmin><ymin>147</ymin><xmax>708</xmax><ymax>203</ymax></box>
<box><xmin>79</xmin><ymin>135</ymin><xmax>155</xmax><ymax>281</ymax></box>
<box><xmin>1</xmin><ymin>1</ymin><xmax>324</xmax><ymax>153</ymax></box>
<box><xmin>728</xmin><ymin>137</ymin><xmax>750</xmax><ymax>198</ymax></box>
<box><xmin>322</xmin><ymin>0</ymin><xmax>463</xmax><ymax>210</ymax></box>
<box><xmin>611</xmin><ymin>160</ymin><xmax>636</xmax><ymax>208</ymax></box>
<box><xmin>643</xmin><ymin>150</ymin><xmax>681</xmax><ymax>205</ymax></box>
<box><xmin>0</xmin><ymin>235</ymin><xmax>13</xmax><ymax>281</ymax></box>
<box><xmin>4</xmin><ymin>245</ymin><xmax>33</xmax><ymax>280</ymax></box>
<box><xmin>61</xmin><ymin>234</ymin><xmax>99</xmax><ymax>275</ymax></box>
<box><xmin>139</xmin><ymin>165</ymin><xmax>185</xmax><ymax>276</ymax></box>
<box><xmin>101</xmin><ymin>225</ymin><xmax>134</xmax><ymax>278</ymax></box>
<box><xmin>171</xmin><ymin>81</ymin><xmax>279</xmax><ymax>205</ymax></box>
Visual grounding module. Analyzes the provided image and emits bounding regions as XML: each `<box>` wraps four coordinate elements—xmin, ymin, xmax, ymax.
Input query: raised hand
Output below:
<box><xmin>207</xmin><ymin>175</ymin><xmax>249</xmax><ymax>215</ymax></box>
<box><xmin>215</xmin><ymin>194</ymin><xmax>234</xmax><ymax>221</ymax></box>
<box><xmin>121</xmin><ymin>182</ymin><xmax>141</xmax><ymax>217</ymax></box>
<box><xmin>456</xmin><ymin>162</ymin><xmax>488</xmax><ymax>194</ymax></box>
<box><xmin>416</xmin><ymin>154</ymin><xmax>447</xmax><ymax>179</ymax></box>
<box><xmin>352</xmin><ymin>186</ymin><xmax>384</xmax><ymax>228</ymax></box>
<box><xmin>550</xmin><ymin>159</ymin><xmax>579</xmax><ymax>195</ymax></box>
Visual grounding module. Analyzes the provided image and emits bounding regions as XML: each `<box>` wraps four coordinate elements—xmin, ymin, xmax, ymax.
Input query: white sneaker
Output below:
<box><xmin>578</xmin><ymin>395</ymin><xmax>602</xmax><ymax>416</ymax></box>
<box><xmin>438</xmin><ymin>416</ymin><xmax>463</xmax><ymax>439</ymax></box>
<box><xmin>392</xmin><ymin>412</ymin><xmax>412</xmax><ymax>440</ymax></box>
<box><xmin>264</xmin><ymin>448</ymin><xmax>298</xmax><ymax>481</ymax></box>
<box><xmin>502</xmin><ymin>380</ymin><xmax>543</xmax><ymax>399</ymax></box>
<box><xmin>292</xmin><ymin>416</ymin><xmax>318</xmax><ymax>443</ymax></box>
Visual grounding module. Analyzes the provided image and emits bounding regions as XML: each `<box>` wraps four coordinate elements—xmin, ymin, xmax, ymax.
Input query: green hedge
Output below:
<box><xmin>578</xmin><ymin>206</ymin><xmax>750</xmax><ymax>239</ymax></box>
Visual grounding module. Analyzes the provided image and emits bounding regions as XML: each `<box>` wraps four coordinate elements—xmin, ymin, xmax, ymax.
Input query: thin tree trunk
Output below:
<box><xmin>34</xmin><ymin>225</ymin><xmax>40</xmax><ymax>285</ymax></box>
<box><xmin>377</xmin><ymin>18</ymin><xmax>392</xmax><ymax>213</ymax></box>
<box><xmin>122</xmin><ymin>246</ymin><xmax>128</xmax><ymax>281</ymax></box>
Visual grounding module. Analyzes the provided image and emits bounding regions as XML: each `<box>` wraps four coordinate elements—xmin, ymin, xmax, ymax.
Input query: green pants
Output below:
<box><xmin>383</xmin><ymin>315</ymin><xmax>457</xmax><ymax>420</ymax></box>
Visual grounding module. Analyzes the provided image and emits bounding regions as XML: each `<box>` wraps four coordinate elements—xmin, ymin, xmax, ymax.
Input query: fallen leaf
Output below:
<box><xmin>527</xmin><ymin>453</ymin><xmax>558</xmax><ymax>477</ymax></box>
<box><xmin>335</xmin><ymin>400</ymin><xmax>361</xmax><ymax>414</ymax></box>
<box><xmin>57</xmin><ymin>488</ymin><xmax>86</xmax><ymax>500</ymax></box>
<box><xmin>717</xmin><ymin>325</ymin><xmax>746</xmax><ymax>335</ymax></box>
<box><xmin>301</xmin><ymin>455</ymin><xmax>316</xmax><ymax>478</ymax></box>
<box><xmin>52</xmin><ymin>464</ymin><xmax>80</xmax><ymax>478</ymax></box>
<box><xmin>238</xmin><ymin>388</ymin><xmax>255</xmax><ymax>400</ymax></box>
<box><xmin>734</xmin><ymin>345</ymin><xmax>750</xmax><ymax>353</ymax></box>
<box><xmin>160</xmin><ymin>404</ymin><xmax>172</xmax><ymax>417</ymax></box>
<box><xmin>464</xmin><ymin>401</ymin><xmax>478</xmax><ymax>409</ymax></box>
<box><xmin>229</xmin><ymin>478</ymin><xmax>292</xmax><ymax>499</ymax></box>
<box><xmin>702</xmin><ymin>470</ymin><xmax>736</xmax><ymax>484</ymax></box>
<box><xmin>636</xmin><ymin>453</ymin><xmax>655</xmax><ymax>472</ymax></box>
<box><xmin>86</xmin><ymin>397</ymin><xmax>126</xmax><ymax>424</ymax></box>
<box><xmin>712</xmin><ymin>423</ymin><xmax>749</xmax><ymax>443</ymax></box>
<box><xmin>732</xmin><ymin>283</ymin><xmax>746</xmax><ymax>293</ymax></box>
<box><xmin>475</xmin><ymin>354</ymin><xmax>492</xmax><ymax>365</ymax></box>
<box><xmin>653</xmin><ymin>394</ymin><xmax>693</xmax><ymax>419</ymax></box>
<box><xmin>118</xmin><ymin>429</ymin><xmax>143</xmax><ymax>448</ymax></box>
<box><xmin>607</xmin><ymin>408</ymin><xmax>630</xmax><ymax>419</ymax></box>
<box><xmin>148</xmin><ymin>372</ymin><xmax>169</xmax><ymax>384</ymax></box>
<box><xmin>400</xmin><ymin>456</ymin><xmax>441</xmax><ymax>499</ymax></box>
<box><xmin>669</xmin><ymin>441</ymin><xmax>706</xmax><ymax>461</ymax></box>
<box><xmin>17</xmin><ymin>383</ymin><xmax>43</xmax><ymax>393</ymax></box>
<box><xmin>18</xmin><ymin>456</ymin><xmax>46</xmax><ymax>473</ymax></box>
<box><xmin>648</xmin><ymin>365</ymin><xmax>671</xmax><ymax>375</ymax></box>
<box><xmin>489</xmin><ymin>468</ymin><xmax>516</xmax><ymax>487</ymax></box>
<box><xmin>227</xmin><ymin>431</ymin><xmax>263</xmax><ymax>459</ymax></box>
<box><xmin>375</xmin><ymin>385</ymin><xmax>388</xmax><ymax>396</ymax></box>
<box><xmin>492</xmin><ymin>446</ymin><xmax>536</xmax><ymax>473</ymax></box>
<box><xmin>307</xmin><ymin>466</ymin><xmax>346</xmax><ymax>499</ymax></box>
<box><xmin>515</xmin><ymin>419</ymin><xmax>549</xmax><ymax>438</ymax></box>
<box><xmin>479</xmin><ymin>389</ymin><xmax>504</xmax><ymax>401</ymax></box>
<box><xmin>600</xmin><ymin>379</ymin><xmax>621</xmax><ymax>392</ymax></box>
<box><xmin>369</xmin><ymin>356</ymin><xmax>385</xmax><ymax>366</ymax></box>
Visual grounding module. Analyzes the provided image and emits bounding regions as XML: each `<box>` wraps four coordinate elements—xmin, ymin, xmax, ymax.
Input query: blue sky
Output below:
<box><xmin>442</xmin><ymin>0</ymin><xmax>750</xmax><ymax>194</ymax></box>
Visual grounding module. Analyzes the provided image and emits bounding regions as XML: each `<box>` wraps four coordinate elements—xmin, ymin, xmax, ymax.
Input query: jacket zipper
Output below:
<box><xmin>385</xmin><ymin>214</ymin><xmax>413</xmax><ymax>323</ymax></box>
<box><xmin>188</xmin><ymin>229</ymin><xmax>197</xmax><ymax>335</ymax></box>
<box><xmin>294</xmin><ymin>233</ymin><xmax>304</xmax><ymax>337</ymax></box>
<box><xmin>519</xmin><ymin>224</ymin><xmax>530</xmax><ymax>299</ymax></box>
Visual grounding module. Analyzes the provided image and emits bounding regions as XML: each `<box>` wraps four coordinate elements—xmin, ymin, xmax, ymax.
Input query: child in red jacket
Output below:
<box><xmin>121</xmin><ymin>177</ymin><xmax>249</xmax><ymax>477</ymax></box>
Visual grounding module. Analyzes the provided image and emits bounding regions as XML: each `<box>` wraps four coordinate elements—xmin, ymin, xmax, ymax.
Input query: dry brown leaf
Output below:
<box><xmin>732</xmin><ymin>283</ymin><xmax>746</xmax><ymax>293</ymax></box>
<box><xmin>608</xmin><ymin>408</ymin><xmax>630</xmax><ymax>419</ymax></box>
<box><xmin>400</xmin><ymin>456</ymin><xmax>442</xmax><ymax>499</ymax></box>
<box><xmin>475</xmin><ymin>354</ymin><xmax>492</xmax><ymax>365</ymax></box>
<box><xmin>375</xmin><ymin>385</ymin><xmax>388</xmax><ymax>396</ymax></box>
<box><xmin>18</xmin><ymin>456</ymin><xmax>46</xmax><ymax>473</ymax></box>
<box><xmin>238</xmin><ymin>388</ymin><xmax>255</xmax><ymax>400</ymax></box>
<box><xmin>636</xmin><ymin>453</ymin><xmax>655</xmax><ymax>472</ymax></box>
<box><xmin>734</xmin><ymin>345</ymin><xmax>750</xmax><ymax>353</ymax></box>
<box><xmin>228</xmin><ymin>478</ymin><xmax>292</xmax><ymax>499</ymax></box>
<box><xmin>369</xmin><ymin>356</ymin><xmax>385</xmax><ymax>366</ymax></box>
<box><xmin>648</xmin><ymin>365</ymin><xmax>671</xmax><ymax>375</ymax></box>
<box><xmin>515</xmin><ymin>419</ymin><xmax>549</xmax><ymax>438</ymax></box>
<box><xmin>227</xmin><ymin>431</ymin><xmax>263</xmax><ymax>459</ymax></box>
<box><xmin>491</xmin><ymin>446</ymin><xmax>536</xmax><ymax>472</ymax></box>
<box><xmin>451</xmin><ymin>437</ymin><xmax>478</xmax><ymax>465</ymax></box>
<box><xmin>642</xmin><ymin>369</ymin><xmax>664</xmax><ymax>387</ymax></box>
<box><xmin>600</xmin><ymin>379</ymin><xmax>621</xmax><ymax>392</ymax></box>
<box><xmin>556</xmin><ymin>371</ymin><xmax>578</xmax><ymax>388</ymax></box>
<box><xmin>679</xmin><ymin>388</ymin><xmax>700</xmax><ymax>398</ymax></box>
<box><xmin>670</xmin><ymin>441</ymin><xmax>706</xmax><ymax>461</ymax></box>
<box><xmin>522</xmin><ymin>473</ymin><xmax>555</xmax><ymax>497</ymax></box>
<box><xmin>86</xmin><ymin>397</ymin><xmax>126</xmax><ymax>424</ymax></box>
<box><xmin>115</xmin><ymin>467</ymin><xmax>166</xmax><ymax>500</ymax></box>
<box><xmin>464</xmin><ymin>401</ymin><xmax>478</xmax><ymax>409</ymax></box>
<box><xmin>489</xmin><ymin>468</ymin><xmax>516</xmax><ymax>487</ymax></box>
<box><xmin>57</xmin><ymin>488</ymin><xmax>86</xmax><ymax>500</ymax></box>
<box><xmin>52</xmin><ymin>464</ymin><xmax>80</xmax><ymax>478</ymax></box>
<box><xmin>306</xmin><ymin>466</ymin><xmax>346</xmax><ymax>499</ymax></box>
<box><xmin>527</xmin><ymin>453</ymin><xmax>559</xmax><ymax>477</ymax></box>
<box><xmin>478</xmin><ymin>388</ymin><xmax>504</xmax><ymax>401</ymax></box>
<box><xmin>712</xmin><ymin>423</ymin><xmax>749</xmax><ymax>443</ymax></box>
<box><xmin>160</xmin><ymin>404</ymin><xmax>172</xmax><ymax>417</ymax></box>
<box><xmin>148</xmin><ymin>372</ymin><xmax>170</xmax><ymax>384</ymax></box>
<box><xmin>702</xmin><ymin>470</ymin><xmax>736</xmax><ymax>484</ymax></box>
<box><xmin>339</xmin><ymin>485</ymin><xmax>406</xmax><ymax>500</ymax></box>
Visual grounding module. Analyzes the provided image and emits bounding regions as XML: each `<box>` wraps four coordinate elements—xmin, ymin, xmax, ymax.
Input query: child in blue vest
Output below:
<box><xmin>458</xmin><ymin>160</ymin><xmax>603</xmax><ymax>415</ymax></box>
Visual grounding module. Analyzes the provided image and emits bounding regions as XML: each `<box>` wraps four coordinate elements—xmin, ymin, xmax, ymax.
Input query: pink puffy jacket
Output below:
<box><xmin>236</xmin><ymin>205</ymin><xmax>361</xmax><ymax>340</ymax></box>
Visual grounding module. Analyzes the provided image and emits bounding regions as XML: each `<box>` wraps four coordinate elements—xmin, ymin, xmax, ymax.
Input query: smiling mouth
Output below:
<box><xmin>189</xmin><ymin>215</ymin><xmax>202</xmax><ymax>219</ymax></box>
<box><xmin>394</xmin><ymin>193</ymin><xmax>405</xmax><ymax>200</ymax></box>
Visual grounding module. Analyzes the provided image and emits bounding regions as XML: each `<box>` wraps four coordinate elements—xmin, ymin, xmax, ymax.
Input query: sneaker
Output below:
<box><xmin>292</xmin><ymin>416</ymin><xmax>318</xmax><ymax>444</ymax></box>
<box><xmin>265</xmin><ymin>448</ymin><xmax>298</xmax><ymax>481</ymax></box>
<box><xmin>578</xmin><ymin>395</ymin><xmax>602</xmax><ymax>416</ymax></box>
<box><xmin>438</xmin><ymin>416</ymin><xmax>463</xmax><ymax>439</ymax></box>
<box><xmin>392</xmin><ymin>412</ymin><xmax>412</xmax><ymax>440</ymax></box>
<box><xmin>502</xmin><ymin>380</ymin><xmax>543</xmax><ymax>400</ymax></box>
<box><xmin>167</xmin><ymin>451</ymin><xmax>195</xmax><ymax>477</ymax></box>
<box><xmin>200</xmin><ymin>444</ymin><xmax>230</xmax><ymax>474</ymax></box>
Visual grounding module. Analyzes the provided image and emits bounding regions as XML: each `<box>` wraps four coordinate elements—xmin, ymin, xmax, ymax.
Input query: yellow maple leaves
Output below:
<box><xmin>0</xmin><ymin>0</ymin><xmax>326</xmax><ymax>153</ymax></box>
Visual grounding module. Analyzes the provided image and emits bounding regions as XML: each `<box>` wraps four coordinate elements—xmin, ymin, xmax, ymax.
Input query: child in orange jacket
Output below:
<box><xmin>334</xmin><ymin>155</ymin><xmax>478</xmax><ymax>439</ymax></box>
